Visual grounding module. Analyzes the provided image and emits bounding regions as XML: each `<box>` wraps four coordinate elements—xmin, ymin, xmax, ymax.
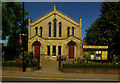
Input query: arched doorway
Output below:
<box><xmin>32</xmin><ymin>41</ymin><xmax>41</xmax><ymax>58</ymax></box>
<box><xmin>67</xmin><ymin>41</ymin><xmax>76</xmax><ymax>59</ymax></box>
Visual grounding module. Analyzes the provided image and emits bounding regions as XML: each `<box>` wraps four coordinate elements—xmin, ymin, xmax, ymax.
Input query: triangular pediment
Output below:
<box><xmin>31</xmin><ymin>9</ymin><xmax>79</xmax><ymax>27</ymax></box>
<box><xmin>56</xmin><ymin>10</ymin><xmax>79</xmax><ymax>25</ymax></box>
<box><xmin>65</xmin><ymin>35</ymin><xmax>82</xmax><ymax>41</ymax></box>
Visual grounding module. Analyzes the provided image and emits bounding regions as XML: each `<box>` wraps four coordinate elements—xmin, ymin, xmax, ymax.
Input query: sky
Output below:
<box><xmin>24</xmin><ymin>2</ymin><xmax>102</xmax><ymax>39</ymax></box>
<box><xmin>1</xmin><ymin>2</ymin><xmax>102</xmax><ymax>45</ymax></box>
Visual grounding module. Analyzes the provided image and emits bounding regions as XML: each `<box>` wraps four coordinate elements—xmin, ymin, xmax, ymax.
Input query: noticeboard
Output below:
<box><xmin>102</xmin><ymin>51</ymin><xmax>108</xmax><ymax>60</ymax></box>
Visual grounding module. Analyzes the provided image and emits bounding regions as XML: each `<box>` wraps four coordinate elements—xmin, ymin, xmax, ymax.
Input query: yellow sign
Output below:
<box><xmin>102</xmin><ymin>51</ymin><xmax>108</xmax><ymax>60</ymax></box>
<box><xmin>83</xmin><ymin>45</ymin><xmax>108</xmax><ymax>49</ymax></box>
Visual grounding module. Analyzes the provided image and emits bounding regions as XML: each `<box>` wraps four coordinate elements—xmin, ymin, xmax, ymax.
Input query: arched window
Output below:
<box><xmin>59</xmin><ymin>22</ymin><xmax>62</xmax><ymax>37</ymax></box>
<box><xmin>72</xmin><ymin>27</ymin><xmax>75</xmax><ymax>36</ymax></box>
<box><xmin>35</xmin><ymin>27</ymin><xmax>38</xmax><ymax>35</ymax></box>
<box><xmin>48</xmin><ymin>22</ymin><xmax>51</xmax><ymax>37</ymax></box>
<box><xmin>53</xmin><ymin>19</ymin><xmax>57</xmax><ymax>37</ymax></box>
<box><xmin>40</xmin><ymin>27</ymin><xmax>42</xmax><ymax>37</ymax></box>
<box><xmin>67</xmin><ymin>27</ymin><xmax>70</xmax><ymax>37</ymax></box>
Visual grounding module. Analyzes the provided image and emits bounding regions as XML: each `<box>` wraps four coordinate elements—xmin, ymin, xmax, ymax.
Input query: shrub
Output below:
<box><xmin>22</xmin><ymin>52</ymin><xmax>37</xmax><ymax>68</ymax></box>
<box><xmin>76</xmin><ymin>58</ymin><xmax>84</xmax><ymax>64</ymax></box>
<box><xmin>84</xmin><ymin>51</ymin><xmax>89</xmax><ymax>60</ymax></box>
<box><xmin>118</xmin><ymin>55</ymin><xmax>120</xmax><ymax>62</ymax></box>
<box><xmin>2</xmin><ymin>60</ymin><xmax>22</xmax><ymax>67</ymax></box>
<box><xmin>63</xmin><ymin>63</ymin><xmax>120</xmax><ymax>69</ymax></box>
<box><xmin>2</xmin><ymin>60</ymin><xmax>37</xmax><ymax>67</ymax></box>
<box><xmin>3</xmin><ymin>51</ymin><xmax>37</xmax><ymax>68</ymax></box>
<box><xmin>3</xmin><ymin>46</ymin><xmax>19</xmax><ymax>61</ymax></box>
<box><xmin>19</xmin><ymin>51</ymin><xmax>34</xmax><ymax>59</ymax></box>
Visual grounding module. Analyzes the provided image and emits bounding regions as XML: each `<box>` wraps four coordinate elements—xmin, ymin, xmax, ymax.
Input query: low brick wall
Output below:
<box><xmin>59</xmin><ymin>68</ymin><xmax>120</xmax><ymax>74</ymax></box>
<box><xmin>2</xmin><ymin>67</ymin><xmax>38</xmax><ymax>72</ymax></box>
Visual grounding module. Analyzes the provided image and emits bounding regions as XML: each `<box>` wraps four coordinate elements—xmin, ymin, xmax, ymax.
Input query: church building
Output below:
<box><xmin>28</xmin><ymin>3</ymin><xmax>83</xmax><ymax>60</ymax></box>
<box><xmin>28</xmin><ymin>3</ymin><xmax>109</xmax><ymax>61</ymax></box>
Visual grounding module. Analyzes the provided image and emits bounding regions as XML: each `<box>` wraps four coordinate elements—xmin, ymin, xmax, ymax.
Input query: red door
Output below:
<box><xmin>34</xmin><ymin>45</ymin><xmax>40</xmax><ymax>58</ymax></box>
<box><xmin>68</xmin><ymin>45</ymin><xmax>74</xmax><ymax>59</ymax></box>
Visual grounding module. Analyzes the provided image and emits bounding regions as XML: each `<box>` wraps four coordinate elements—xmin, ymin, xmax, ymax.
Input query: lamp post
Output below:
<box><xmin>22</xmin><ymin>2</ymin><xmax>25</xmax><ymax>72</ymax></box>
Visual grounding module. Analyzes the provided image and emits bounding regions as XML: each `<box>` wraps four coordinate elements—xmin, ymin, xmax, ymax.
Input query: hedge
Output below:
<box><xmin>2</xmin><ymin>61</ymin><xmax>22</xmax><ymax>67</ymax></box>
<box><xmin>63</xmin><ymin>64</ymin><xmax>120</xmax><ymax>69</ymax></box>
<box><xmin>2</xmin><ymin>60</ymin><xmax>37</xmax><ymax>67</ymax></box>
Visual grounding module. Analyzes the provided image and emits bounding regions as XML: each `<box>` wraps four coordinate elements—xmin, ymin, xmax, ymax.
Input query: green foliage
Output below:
<box><xmin>63</xmin><ymin>63</ymin><xmax>120</xmax><ymax>69</ymax></box>
<box><xmin>112</xmin><ymin>55</ymin><xmax>120</xmax><ymax>64</ymax></box>
<box><xmin>2</xmin><ymin>2</ymin><xmax>29</xmax><ymax>57</ymax></box>
<box><xmin>76</xmin><ymin>58</ymin><xmax>85</xmax><ymax>64</ymax></box>
<box><xmin>2</xmin><ymin>60</ymin><xmax>37</xmax><ymax>67</ymax></box>
<box><xmin>84</xmin><ymin>51</ymin><xmax>89</xmax><ymax>60</ymax></box>
<box><xmin>2</xmin><ymin>60</ymin><xmax>23</xmax><ymax>67</ymax></box>
<box><xmin>25</xmin><ymin>58</ymin><xmax>37</xmax><ymax>67</ymax></box>
<box><xmin>19</xmin><ymin>51</ymin><xmax>34</xmax><ymax>59</ymax></box>
<box><xmin>18</xmin><ymin>51</ymin><xmax>37</xmax><ymax>67</ymax></box>
<box><xmin>3</xmin><ymin>51</ymin><xmax>37</xmax><ymax>68</ymax></box>
<box><xmin>85</xmin><ymin>2</ymin><xmax>120</xmax><ymax>59</ymax></box>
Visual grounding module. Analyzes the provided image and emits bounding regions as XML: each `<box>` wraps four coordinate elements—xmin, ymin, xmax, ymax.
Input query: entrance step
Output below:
<box><xmin>40</xmin><ymin>55</ymin><xmax>57</xmax><ymax>61</ymax></box>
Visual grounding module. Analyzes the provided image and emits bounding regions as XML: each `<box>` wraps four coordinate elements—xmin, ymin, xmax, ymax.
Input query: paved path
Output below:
<box><xmin>36</xmin><ymin>59</ymin><xmax>62</xmax><ymax>74</ymax></box>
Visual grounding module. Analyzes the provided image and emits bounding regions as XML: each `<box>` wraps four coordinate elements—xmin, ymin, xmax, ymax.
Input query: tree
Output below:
<box><xmin>85</xmin><ymin>2</ymin><xmax>120</xmax><ymax>59</ymax></box>
<box><xmin>2</xmin><ymin>2</ymin><xmax>29</xmax><ymax>59</ymax></box>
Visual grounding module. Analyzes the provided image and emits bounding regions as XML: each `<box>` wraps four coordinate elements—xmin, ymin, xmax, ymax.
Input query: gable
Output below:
<box><xmin>56</xmin><ymin>10</ymin><xmax>79</xmax><ymax>26</ymax></box>
<box><xmin>31</xmin><ymin>10</ymin><xmax>54</xmax><ymax>27</ymax></box>
<box><xmin>31</xmin><ymin>9</ymin><xmax>80</xmax><ymax>27</ymax></box>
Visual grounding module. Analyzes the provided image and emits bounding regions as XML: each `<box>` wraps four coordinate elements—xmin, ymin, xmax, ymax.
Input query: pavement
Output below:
<box><xmin>1</xmin><ymin>58</ymin><xmax>120</xmax><ymax>82</ymax></box>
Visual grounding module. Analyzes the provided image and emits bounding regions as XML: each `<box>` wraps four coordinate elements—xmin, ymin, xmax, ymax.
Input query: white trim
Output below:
<box><xmin>67</xmin><ymin>46</ymin><xmax>69</xmax><ymax>59</ymax></box>
<box><xmin>74</xmin><ymin>45</ymin><xmax>76</xmax><ymax>59</ymax></box>
<box><xmin>52</xmin><ymin>56</ymin><xmax>56</xmax><ymax>57</ymax></box>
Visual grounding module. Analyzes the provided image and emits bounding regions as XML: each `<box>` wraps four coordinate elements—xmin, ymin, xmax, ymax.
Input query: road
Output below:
<box><xmin>2</xmin><ymin>70</ymin><xmax>119</xmax><ymax>82</ymax></box>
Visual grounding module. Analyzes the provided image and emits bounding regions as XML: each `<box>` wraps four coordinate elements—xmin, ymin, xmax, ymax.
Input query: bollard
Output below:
<box><xmin>87</xmin><ymin>60</ymin><xmax>88</xmax><ymax>64</ymax></box>
<box><xmin>59</xmin><ymin>55</ymin><xmax>61</xmax><ymax>68</ymax></box>
<box><xmin>37</xmin><ymin>56</ymin><xmax>40</xmax><ymax>70</ymax></box>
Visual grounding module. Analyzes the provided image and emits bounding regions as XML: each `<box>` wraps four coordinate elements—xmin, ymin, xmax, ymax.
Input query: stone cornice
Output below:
<box><xmin>29</xmin><ymin>35</ymin><xmax>82</xmax><ymax>41</ymax></box>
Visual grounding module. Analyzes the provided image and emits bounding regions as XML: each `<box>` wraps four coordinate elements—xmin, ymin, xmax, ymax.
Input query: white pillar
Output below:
<box><xmin>50</xmin><ymin>45</ymin><xmax>53</xmax><ymax>56</ymax></box>
<box><xmin>56</xmin><ymin>45</ymin><xmax>58</xmax><ymax>57</ymax></box>
<box><xmin>79</xmin><ymin>17</ymin><xmax>82</xmax><ymax>39</ymax></box>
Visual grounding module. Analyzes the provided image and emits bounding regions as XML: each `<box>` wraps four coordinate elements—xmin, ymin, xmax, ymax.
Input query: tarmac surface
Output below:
<box><xmin>1</xmin><ymin>58</ymin><xmax>120</xmax><ymax>82</ymax></box>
